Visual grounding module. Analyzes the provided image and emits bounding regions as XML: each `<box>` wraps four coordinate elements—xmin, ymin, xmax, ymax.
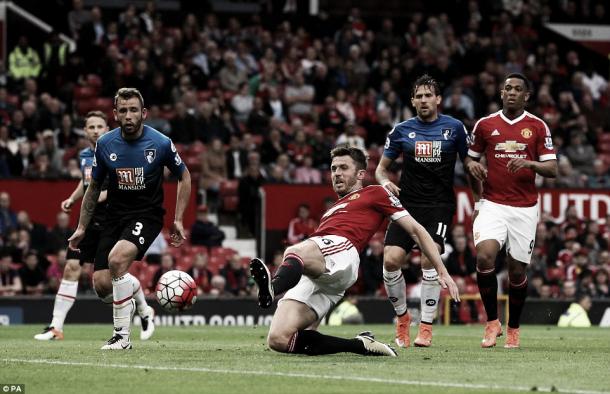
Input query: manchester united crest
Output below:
<box><xmin>521</xmin><ymin>128</ymin><xmax>532</xmax><ymax>139</ymax></box>
<box><xmin>348</xmin><ymin>193</ymin><xmax>360</xmax><ymax>200</ymax></box>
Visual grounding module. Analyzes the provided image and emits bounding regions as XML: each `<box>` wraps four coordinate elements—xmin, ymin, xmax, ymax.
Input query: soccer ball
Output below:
<box><xmin>155</xmin><ymin>270</ymin><xmax>197</xmax><ymax>312</ymax></box>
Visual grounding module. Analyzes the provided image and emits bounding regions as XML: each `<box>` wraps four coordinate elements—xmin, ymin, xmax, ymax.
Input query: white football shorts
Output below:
<box><xmin>473</xmin><ymin>199</ymin><xmax>538</xmax><ymax>264</ymax></box>
<box><xmin>280</xmin><ymin>234</ymin><xmax>359</xmax><ymax>319</ymax></box>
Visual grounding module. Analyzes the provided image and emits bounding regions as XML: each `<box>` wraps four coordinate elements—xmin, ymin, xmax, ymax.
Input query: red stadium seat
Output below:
<box><xmin>221</xmin><ymin>195</ymin><xmax>239</xmax><ymax>212</ymax></box>
<box><xmin>598</xmin><ymin>133</ymin><xmax>610</xmax><ymax>144</ymax></box>
<box><xmin>188</xmin><ymin>141</ymin><xmax>206</xmax><ymax>155</ymax></box>
<box><xmin>598</xmin><ymin>142</ymin><xmax>610</xmax><ymax>153</ymax></box>
<box><xmin>219</xmin><ymin>180</ymin><xmax>238</xmax><ymax>195</ymax></box>
<box><xmin>74</xmin><ymin>86</ymin><xmax>96</xmax><ymax>100</ymax></box>
<box><xmin>86</xmin><ymin>74</ymin><xmax>103</xmax><ymax>90</ymax></box>
<box><xmin>76</xmin><ymin>98</ymin><xmax>96</xmax><ymax>115</ymax></box>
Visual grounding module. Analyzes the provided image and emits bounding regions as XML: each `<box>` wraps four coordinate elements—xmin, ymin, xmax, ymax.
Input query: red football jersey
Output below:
<box><xmin>311</xmin><ymin>185</ymin><xmax>409</xmax><ymax>253</ymax></box>
<box><xmin>468</xmin><ymin>110</ymin><xmax>556</xmax><ymax>207</ymax></box>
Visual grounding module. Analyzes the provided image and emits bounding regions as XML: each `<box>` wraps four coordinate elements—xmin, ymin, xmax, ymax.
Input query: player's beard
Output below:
<box><xmin>121</xmin><ymin>117</ymin><xmax>143</xmax><ymax>137</ymax></box>
<box><xmin>334</xmin><ymin>175</ymin><xmax>357</xmax><ymax>198</ymax></box>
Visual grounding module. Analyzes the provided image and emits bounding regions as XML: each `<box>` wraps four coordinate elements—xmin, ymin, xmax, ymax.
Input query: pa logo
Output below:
<box><xmin>425</xmin><ymin>299</ymin><xmax>437</xmax><ymax>306</ymax></box>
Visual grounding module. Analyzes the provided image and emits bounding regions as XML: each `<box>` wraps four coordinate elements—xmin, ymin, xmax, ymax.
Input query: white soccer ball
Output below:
<box><xmin>155</xmin><ymin>270</ymin><xmax>198</xmax><ymax>312</ymax></box>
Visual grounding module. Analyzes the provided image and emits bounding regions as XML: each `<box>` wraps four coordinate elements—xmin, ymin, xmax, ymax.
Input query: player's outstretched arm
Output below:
<box><xmin>465</xmin><ymin>156</ymin><xmax>487</xmax><ymax>182</ymax></box>
<box><xmin>61</xmin><ymin>180</ymin><xmax>84</xmax><ymax>213</ymax></box>
<box><xmin>68</xmin><ymin>178</ymin><xmax>102</xmax><ymax>250</ymax></box>
<box><xmin>395</xmin><ymin>215</ymin><xmax>461</xmax><ymax>302</ymax></box>
<box><xmin>170</xmin><ymin>167</ymin><xmax>191</xmax><ymax>247</ymax></box>
<box><xmin>375</xmin><ymin>156</ymin><xmax>400</xmax><ymax>196</ymax></box>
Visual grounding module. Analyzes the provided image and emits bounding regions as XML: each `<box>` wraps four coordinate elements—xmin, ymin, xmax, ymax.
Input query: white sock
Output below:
<box><xmin>420</xmin><ymin>268</ymin><xmax>440</xmax><ymax>324</ymax></box>
<box><xmin>383</xmin><ymin>267</ymin><xmax>407</xmax><ymax>316</ymax></box>
<box><xmin>112</xmin><ymin>275</ymin><xmax>134</xmax><ymax>338</ymax></box>
<box><xmin>50</xmin><ymin>279</ymin><xmax>78</xmax><ymax>331</ymax></box>
<box><xmin>127</xmin><ymin>273</ymin><xmax>148</xmax><ymax>314</ymax></box>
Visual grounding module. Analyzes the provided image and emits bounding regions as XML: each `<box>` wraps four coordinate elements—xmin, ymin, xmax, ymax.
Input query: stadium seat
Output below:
<box><xmin>86</xmin><ymin>74</ymin><xmax>103</xmax><ymax>90</ymax></box>
<box><xmin>219</xmin><ymin>180</ymin><xmax>238</xmax><ymax>196</ymax></box>
<box><xmin>598</xmin><ymin>142</ymin><xmax>610</xmax><ymax>153</ymax></box>
<box><xmin>76</xmin><ymin>98</ymin><xmax>96</xmax><ymax>115</ymax></box>
<box><xmin>221</xmin><ymin>195</ymin><xmax>239</xmax><ymax>212</ymax></box>
<box><xmin>188</xmin><ymin>141</ymin><xmax>206</xmax><ymax>155</ymax></box>
<box><xmin>598</xmin><ymin>133</ymin><xmax>610</xmax><ymax>144</ymax></box>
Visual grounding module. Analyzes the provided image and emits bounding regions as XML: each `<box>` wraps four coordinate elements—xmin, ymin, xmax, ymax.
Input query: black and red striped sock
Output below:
<box><xmin>271</xmin><ymin>253</ymin><xmax>304</xmax><ymax>295</ymax></box>
<box><xmin>477</xmin><ymin>267</ymin><xmax>498</xmax><ymax>322</ymax></box>
<box><xmin>508</xmin><ymin>277</ymin><xmax>528</xmax><ymax>329</ymax></box>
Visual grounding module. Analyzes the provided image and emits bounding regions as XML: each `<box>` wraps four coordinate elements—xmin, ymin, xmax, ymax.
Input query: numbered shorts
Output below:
<box><xmin>95</xmin><ymin>214</ymin><xmax>163</xmax><ymax>269</ymax></box>
<box><xmin>473</xmin><ymin>199</ymin><xmax>538</xmax><ymax>264</ymax></box>
<box><xmin>384</xmin><ymin>205</ymin><xmax>455</xmax><ymax>254</ymax></box>
<box><xmin>66</xmin><ymin>219</ymin><xmax>104</xmax><ymax>268</ymax></box>
<box><xmin>280</xmin><ymin>235</ymin><xmax>360</xmax><ymax>320</ymax></box>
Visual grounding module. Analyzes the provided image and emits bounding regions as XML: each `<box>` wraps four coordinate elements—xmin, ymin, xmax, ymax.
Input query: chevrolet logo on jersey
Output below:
<box><xmin>116</xmin><ymin>167</ymin><xmax>146</xmax><ymax>190</ymax></box>
<box><xmin>495</xmin><ymin>140</ymin><xmax>526</xmax><ymax>152</ymax></box>
<box><xmin>415</xmin><ymin>141</ymin><xmax>442</xmax><ymax>162</ymax></box>
<box><xmin>494</xmin><ymin>140</ymin><xmax>527</xmax><ymax>159</ymax></box>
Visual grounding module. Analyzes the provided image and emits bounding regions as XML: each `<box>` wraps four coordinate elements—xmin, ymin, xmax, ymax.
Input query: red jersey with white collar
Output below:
<box><xmin>311</xmin><ymin>185</ymin><xmax>409</xmax><ymax>253</ymax></box>
<box><xmin>468</xmin><ymin>110</ymin><xmax>556</xmax><ymax>207</ymax></box>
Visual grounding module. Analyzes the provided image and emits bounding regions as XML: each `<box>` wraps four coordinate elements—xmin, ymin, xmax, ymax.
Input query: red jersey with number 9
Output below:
<box><xmin>311</xmin><ymin>185</ymin><xmax>409</xmax><ymax>253</ymax></box>
<box><xmin>468</xmin><ymin>110</ymin><xmax>556</xmax><ymax>207</ymax></box>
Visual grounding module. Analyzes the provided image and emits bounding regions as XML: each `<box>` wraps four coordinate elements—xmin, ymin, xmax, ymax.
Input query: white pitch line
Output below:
<box><xmin>2</xmin><ymin>358</ymin><xmax>608</xmax><ymax>394</ymax></box>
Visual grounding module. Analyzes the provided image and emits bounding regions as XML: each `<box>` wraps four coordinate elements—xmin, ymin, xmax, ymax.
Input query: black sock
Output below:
<box><xmin>271</xmin><ymin>254</ymin><xmax>303</xmax><ymax>295</ymax></box>
<box><xmin>477</xmin><ymin>268</ymin><xmax>498</xmax><ymax>321</ymax></box>
<box><xmin>508</xmin><ymin>277</ymin><xmax>528</xmax><ymax>328</ymax></box>
<box><xmin>289</xmin><ymin>329</ymin><xmax>365</xmax><ymax>355</ymax></box>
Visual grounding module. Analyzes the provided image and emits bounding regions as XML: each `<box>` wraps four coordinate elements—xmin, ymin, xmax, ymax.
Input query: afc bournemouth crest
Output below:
<box><xmin>348</xmin><ymin>193</ymin><xmax>360</xmax><ymax>201</ymax></box>
<box><xmin>442</xmin><ymin>128</ymin><xmax>452</xmax><ymax>140</ymax></box>
<box><xmin>145</xmin><ymin>149</ymin><xmax>156</xmax><ymax>164</ymax></box>
<box><xmin>521</xmin><ymin>128</ymin><xmax>532</xmax><ymax>139</ymax></box>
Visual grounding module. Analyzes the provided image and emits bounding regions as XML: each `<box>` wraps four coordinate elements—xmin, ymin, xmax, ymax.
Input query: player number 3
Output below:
<box><xmin>132</xmin><ymin>222</ymin><xmax>144</xmax><ymax>236</ymax></box>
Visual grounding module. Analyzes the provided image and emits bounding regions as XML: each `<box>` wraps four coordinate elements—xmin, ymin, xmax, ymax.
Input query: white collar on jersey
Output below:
<box><xmin>499</xmin><ymin>110</ymin><xmax>527</xmax><ymax>125</ymax></box>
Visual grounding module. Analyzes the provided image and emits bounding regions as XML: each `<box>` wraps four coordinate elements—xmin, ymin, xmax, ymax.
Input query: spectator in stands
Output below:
<box><xmin>143</xmin><ymin>233</ymin><xmax>168</xmax><ymax>265</ymax></box>
<box><xmin>238</xmin><ymin>163</ymin><xmax>265</xmax><ymax>236</ymax></box>
<box><xmin>260</xmin><ymin>128</ymin><xmax>285</xmax><ymax>165</ymax></box>
<box><xmin>24</xmin><ymin>152</ymin><xmax>61</xmax><ymax>179</ymax></box>
<box><xmin>209</xmin><ymin>274</ymin><xmax>231</xmax><ymax>297</ymax></box>
<box><xmin>318</xmin><ymin>96</ymin><xmax>347</xmax><ymax>136</ymax></box>
<box><xmin>67</xmin><ymin>0</ymin><xmax>91</xmax><ymax>39</ymax></box>
<box><xmin>16</xmin><ymin>211</ymin><xmax>47</xmax><ymax>253</ymax></box>
<box><xmin>35</xmin><ymin>129</ymin><xmax>65</xmax><ymax>174</ymax></box>
<box><xmin>565</xmin><ymin>132</ymin><xmax>596</xmax><ymax>176</ymax></box>
<box><xmin>264</xmin><ymin>86</ymin><xmax>287</xmax><ymax>122</ymax></box>
<box><xmin>220</xmin><ymin>254</ymin><xmax>249</xmax><ymax>296</ymax></box>
<box><xmin>46</xmin><ymin>249</ymin><xmax>67</xmax><ymax>293</ymax></box>
<box><xmin>585</xmin><ymin>159</ymin><xmax>610</xmax><ymax>189</ymax></box>
<box><xmin>19</xmin><ymin>250</ymin><xmax>46</xmax><ymax>295</ymax></box>
<box><xmin>197</xmin><ymin>101</ymin><xmax>225</xmax><ymax>144</ymax></box>
<box><xmin>47</xmin><ymin>211</ymin><xmax>73</xmax><ymax>254</ymax></box>
<box><xmin>55</xmin><ymin>114</ymin><xmax>81</xmax><ymax>149</ymax></box>
<box><xmin>247</xmin><ymin>96</ymin><xmax>271</xmax><ymax>137</ymax></box>
<box><xmin>269</xmin><ymin>153</ymin><xmax>293</xmax><ymax>183</ymax></box>
<box><xmin>0</xmin><ymin>250</ymin><xmax>21</xmax><ymax>295</ymax></box>
<box><xmin>361</xmin><ymin>239</ymin><xmax>384</xmax><ymax>295</ymax></box>
<box><xmin>144</xmin><ymin>105</ymin><xmax>171</xmax><ymax>135</ymax></box>
<box><xmin>594</xmin><ymin>269</ymin><xmax>609</xmax><ymax>298</ymax></box>
<box><xmin>151</xmin><ymin>253</ymin><xmax>175</xmax><ymax>292</ymax></box>
<box><xmin>8</xmin><ymin>36</ymin><xmax>41</xmax><ymax>82</ymax></box>
<box><xmin>219</xmin><ymin>51</ymin><xmax>247</xmax><ymax>92</ymax></box>
<box><xmin>294</xmin><ymin>156</ymin><xmax>322</xmax><ymax>184</ymax></box>
<box><xmin>225</xmin><ymin>135</ymin><xmax>248</xmax><ymax>180</ymax></box>
<box><xmin>201</xmin><ymin>138</ymin><xmax>227</xmax><ymax>212</ymax></box>
<box><xmin>552</xmin><ymin>156</ymin><xmax>586</xmax><ymax>188</ymax></box>
<box><xmin>170</xmin><ymin>102</ymin><xmax>198</xmax><ymax>144</ymax></box>
<box><xmin>445</xmin><ymin>235</ymin><xmax>477</xmax><ymax>280</ymax></box>
<box><xmin>286</xmin><ymin>204</ymin><xmax>317</xmax><ymax>245</ymax></box>
<box><xmin>284</xmin><ymin>71</ymin><xmax>315</xmax><ymax>117</ymax></box>
<box><xmin>231</xmin><ymin>82</ymin><xmax>254</xmax><ymax>124</ymax></box>
<box><xmin>188</xmin><ymin>252</ymin><xmax>213</xmax><ymax>295</ymax></box>
<box><xmin>0</xmin><ymin>192</ymin><xmax>17</xmax><ymax>237</ymax></box>
<box><xmin>336</xmin><ymin>120</ymin><xmax>366</xmax><ymax>151</ymax></box>
<box><xmin>190</xmin><ymin>205</ymin><xmax>225</xmax><ymax>247</ymax></box>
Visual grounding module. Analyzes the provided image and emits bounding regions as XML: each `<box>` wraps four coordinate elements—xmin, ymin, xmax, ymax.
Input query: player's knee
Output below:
<box><xmin>267</xmin><ymin>330</ymin><xmax>290</xmax><ymax>353</ymax></box>
<box><xmin>383</xmin><ymin>248</ymin><xmax>403</xmax><ymax>272</ymax></box>
<box><xmin>476</xmin><ymin>251</ymin><xmax>495</xmax><ymax>269</ymax></box>
<box><xmin>92</xmin><ymin>271</ymin><xmax>112</xmax><ymax>299</ymax></box>
<box><xmin>63</xmin><ymin>260</ymin><xmax>81</xmax><ymax>281</ymax></box>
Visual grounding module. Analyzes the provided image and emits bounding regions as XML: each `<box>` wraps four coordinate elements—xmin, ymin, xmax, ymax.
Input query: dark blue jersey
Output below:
<box><xmin>92</xmin><ymin>125</ymin><xmax>186</xmax><ymax>218</ymax></box>
<box><xmin>79</xmin><ymin>147</ymin><xmax>107</xmax><ymax>223</ymax></box>
<box><xmin>383</xmin><ymin>114</ymin><xmax>469</xmax><ymax>208</ymax></box>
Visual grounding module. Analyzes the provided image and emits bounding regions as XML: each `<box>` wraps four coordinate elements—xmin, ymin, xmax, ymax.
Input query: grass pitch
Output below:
<box><xmin>1</xmin><ymin>324</ymin><xmax>609</xmax><ymax>394</ymax></box>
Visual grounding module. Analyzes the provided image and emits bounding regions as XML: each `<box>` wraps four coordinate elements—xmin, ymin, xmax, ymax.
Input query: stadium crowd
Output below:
<box><xmin>0</xmin><ymin>0</ymin><xmax>609</xmax><ymax>315</ymax></box>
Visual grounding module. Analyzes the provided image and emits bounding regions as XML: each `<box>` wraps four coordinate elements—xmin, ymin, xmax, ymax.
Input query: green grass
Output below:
<box><xmin>1</xmin><ymin>325</ymin><xmax>609</xmax><ymax>394</ymax></box>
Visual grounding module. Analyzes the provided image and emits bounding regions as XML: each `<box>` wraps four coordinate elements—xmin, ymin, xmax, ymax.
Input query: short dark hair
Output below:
<box><xmin>84</xmin><ymin>110</ymin><xmax>107</xmax><ymax>123</ymax></box>
<box><xmin>504</xmin><ymin>73</ymin><xmax>530</xmax><ymax>91</ymax></box>
<box><xmin>330</xmin><ymin>146</ymin><xmax>367</xmax><ymax>171</ymax></box>
<box><xmin>411</xmin><ymin>74</ymin><xmax>441</xmax><ymax>98</ymax></box>
<box><xmin>114</xmin><ymin>87</ymin><xmax>144</xmax><ymax>108</ymax></box>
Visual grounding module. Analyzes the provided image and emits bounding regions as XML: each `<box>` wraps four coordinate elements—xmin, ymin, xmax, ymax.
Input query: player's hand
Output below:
<box><xmin>170</xmin><ymin>220</ymin><xmax>187</xmax><ymax>247</ymax></box>
<box><xmin>466</xmin><ymin>161</ymin><xmax>487</xmax><ymax>181</ymax></box>
<box><xmin>61</xmin><ymin>198</ymin><xmax>74</xmax><ymax>213</ymax></box>
<box><xmin>439</xmin><ymin>272</ymin><xmax>461</xmax><ymax>302</ymax></box>
<box><xmin>507</xmin><ymin>158</ymin><xmax>532</xmax><ymax>173</ymax></box>
<box><xmin>67</xmin><ymin>228</ymin><xmax>85</xmax><ymax>251</ymax></box>
<box><xmin>382</xmin><ymin>181</ymin><xmax>401</xmax><ymax>196</ymax></box>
